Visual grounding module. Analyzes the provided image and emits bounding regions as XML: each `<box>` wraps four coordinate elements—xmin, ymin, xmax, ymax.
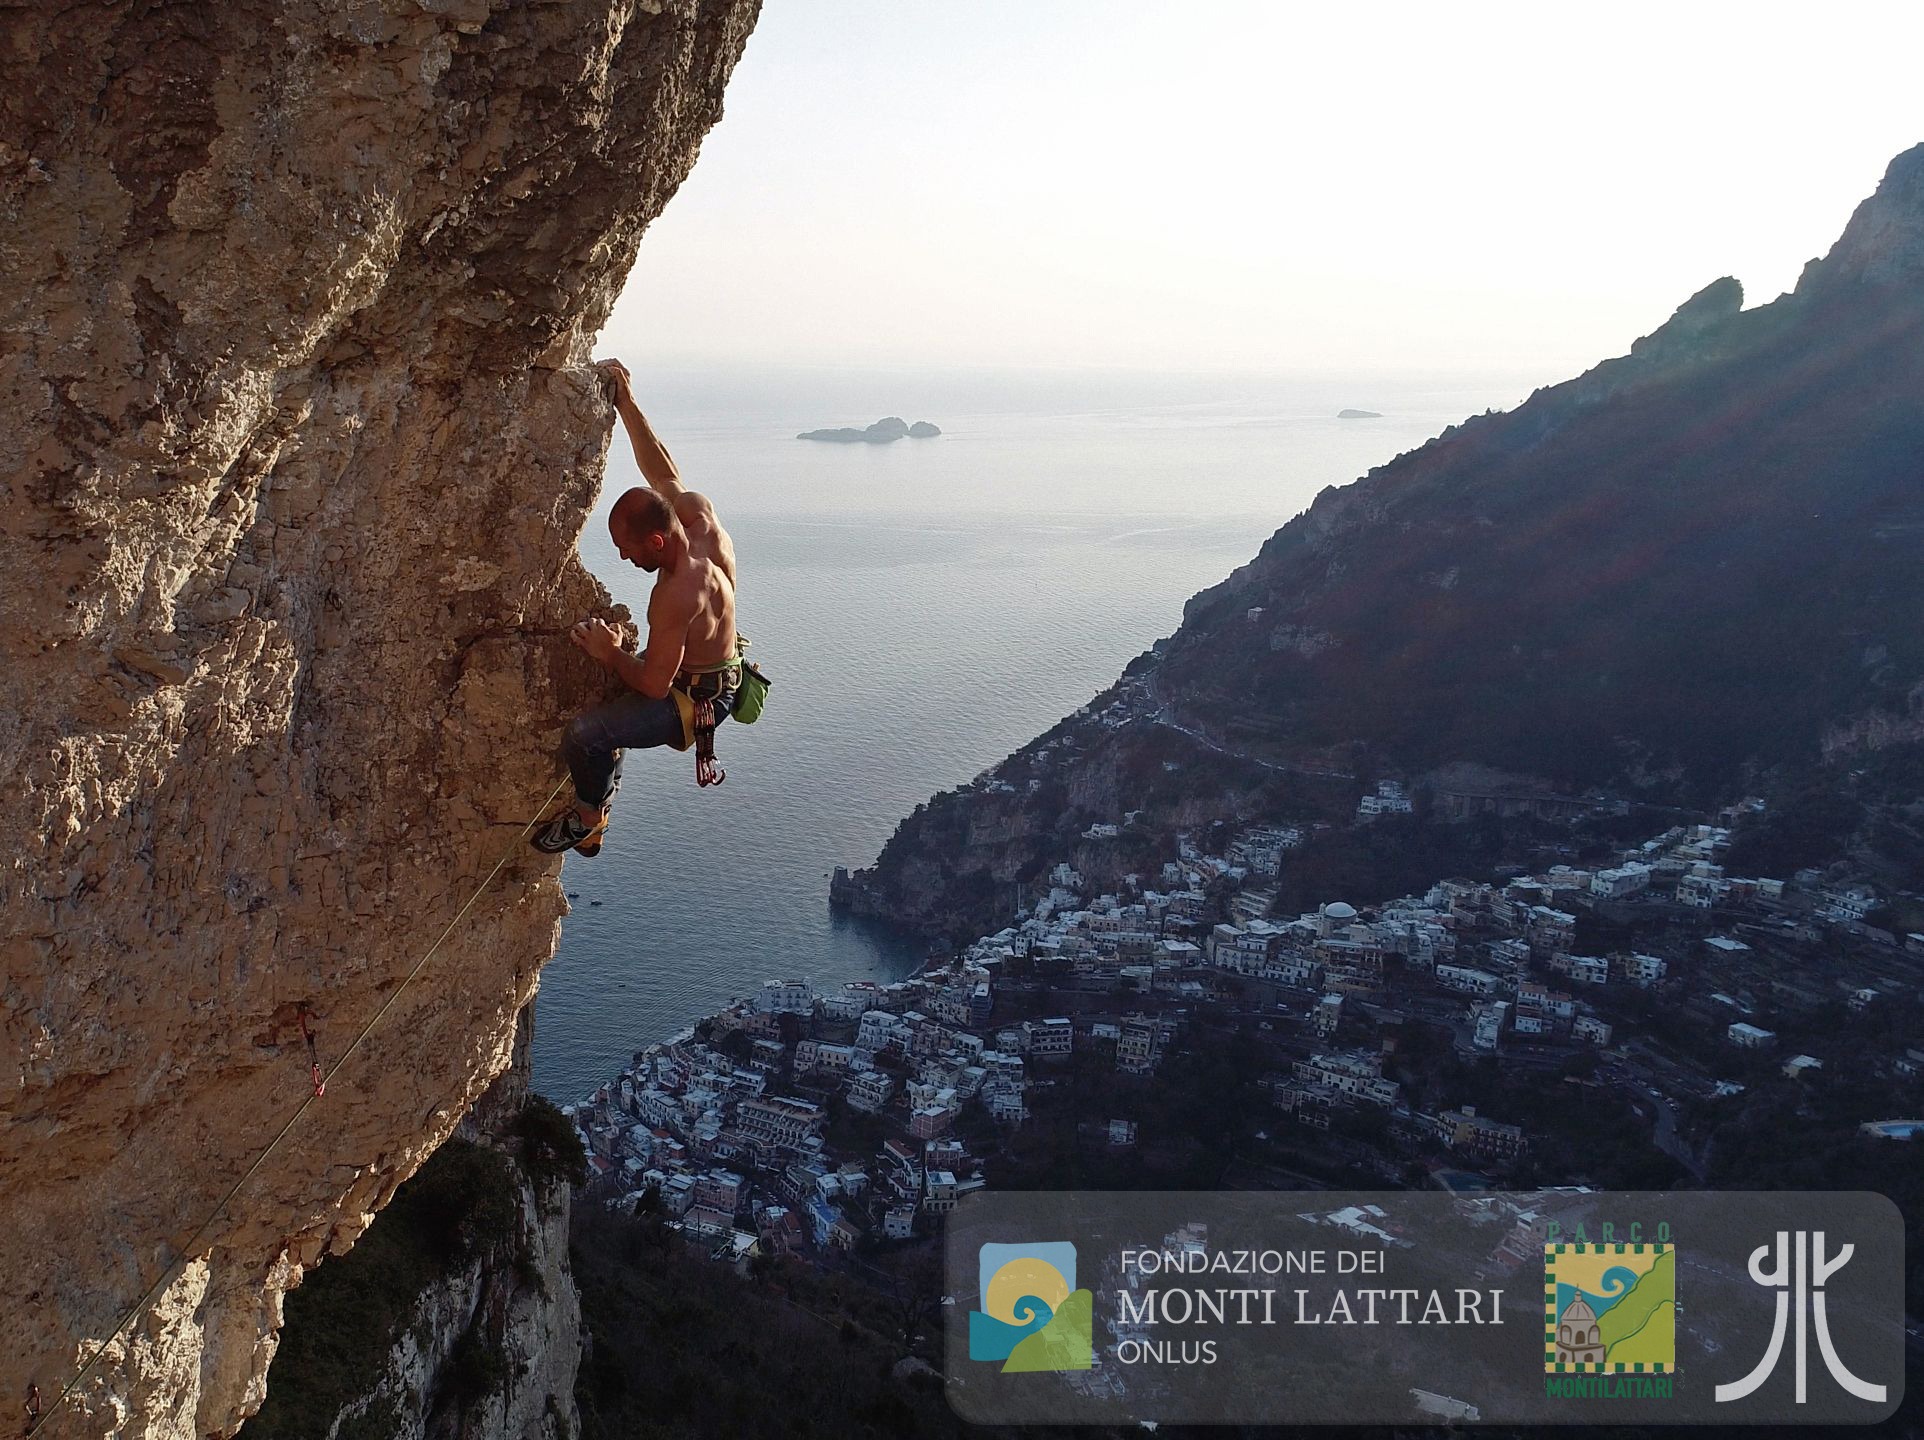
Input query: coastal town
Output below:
<box><xmin>564</xmin><ymin>803</ymin><xmax>1924</xmax><ymax>1270</ymax></box>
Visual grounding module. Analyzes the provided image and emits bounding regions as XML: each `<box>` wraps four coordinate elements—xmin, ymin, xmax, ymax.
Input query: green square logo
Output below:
<box><xmin>1544</xmin><ymin>1242</ymin><xmax>1675</xmax><ymax>1374</ymax></box>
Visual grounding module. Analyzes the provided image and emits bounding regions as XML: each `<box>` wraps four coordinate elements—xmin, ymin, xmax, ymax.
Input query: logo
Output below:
<box><xmin>1545</xmin><ymin>1242</ymin><xmax>1675</xmax><ymax>1377</ymax></box>
<box><xmin>1715</xmin><ymin>1231</ymin><xmax>1885</xmax><ymax>1405</ymax></box>
<box><xmin>968</xmin><ymin>1241</ymin><xmax>1093</xmax><ymax>1372</ymax></box>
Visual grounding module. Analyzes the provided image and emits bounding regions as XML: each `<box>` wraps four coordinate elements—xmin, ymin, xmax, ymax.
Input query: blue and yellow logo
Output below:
<box><xmin>968</xmin><ymin>1241</ymin><xmax>1093</xmax><ymax>1372</ymax></box>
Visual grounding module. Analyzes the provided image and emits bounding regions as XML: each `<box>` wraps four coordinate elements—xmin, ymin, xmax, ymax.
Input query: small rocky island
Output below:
<box><xmin>1337</xmin><ymin>408</ymin><xmax>1383</xmax><ymax>419</ymax></box>
<box><xmin>797</xmin><ymin>415</ymin><xmax>942</xmax><ymax>443</ymax></box>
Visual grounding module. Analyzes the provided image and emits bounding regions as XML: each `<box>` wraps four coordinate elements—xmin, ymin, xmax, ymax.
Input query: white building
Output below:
<box><xmin>1472</xmin><ymin>1001</ymin><xmax>1509</xmax><ymax>1051</ymax></box>
<box><xmin>1727</xmin><ymin>1022</ymin><xmax>1776</xmax><ymax>1049</ymax></box>
<box><xmin>923</xmin><ymin>1170</ymin><xmax>960</xmax><ymax>1213</ymax></box>
<box><xmin>847</xmin><ymin>1071</ymin><xmax>896</xmax><ymax>1113</ymax></box>
<box><xmin>1297</xmin><ymin>1052</ymin><xmax>1400</xmax><ymax>1107</ymax></box>
<box><xmin>738</xmin><ymin>1095</ymin><xmax>823</xmax><ymax>1148</ymax></box>
<box><xmin>1566</xmin><ymin>955</ymin><xmax>1609</xmax><ymax>986</ymax></box>
<box><xmin>1437</xmin><ymin>964</ymin><xmax>1500</xmax><ymax>996</ymax></box>
<box><xmin>1117</xmin><ymin>1022</ymin><xmax>1158</xmax><ymax>1073</ymax></box>
<box><xmin>1357</xmin><ymin>780</ymin><xmax>1414</xmax><ymax>819</ymax></box>
<box><xmin>754</xmin><ymin>978</ymin><xmax>815</xmax><ymax>1015</ymax></box>
<box><xmin>1025</xmin><ymin>1017</ymin><xmax>1074</xmax><ymax>1056</ymax></box>
<box><xmin>1590</xmin><ymin>864</ymin><xmax>1652</xmax><ymax>900</ymax></box>
<box><xmin>856</xmin><ymin>1009</ymin><xmax>909</xmax><ymax>1052</ymax></box>
<box><xmin>1620</xmin><ymin>953</ymin><xmax>1667</xmax><ymax>987</ymax></box>
<box><xmin>795</xmin><ymin>1041</ymin><xmax>854</xmax><ymax>1075</ymax></box>
<box><xmin>986</xmin><ymin>1087</ymin><xmax>1028</xmax><ymax>1124</ymax></box>
<box><xmin>883</xmin><ymin>1203</ymin><xmax>918</xmax><ymax>1240</ymax></box>
<box><xmin>820</xmin><ymin>984</ymin><xmax>879</xmax><ymax>1021</ymax></box>
<box><xmin>1677</xmin><ymin>872</ymin><xmax>1727</xmax><ymax>909</ymax></box>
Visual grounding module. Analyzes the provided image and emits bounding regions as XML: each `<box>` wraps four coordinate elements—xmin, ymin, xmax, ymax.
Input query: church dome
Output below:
<box><xmin>1322</xmin><ymin>901</ymin><xmax>1358</xmax><ymax>921</ymax></box>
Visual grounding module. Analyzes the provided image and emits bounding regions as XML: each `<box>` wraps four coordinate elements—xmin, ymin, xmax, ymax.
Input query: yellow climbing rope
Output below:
<box><xmin>25</xmin><ymin>774</ymin><xmax>572</xmax><ymax>1438</ymax></box>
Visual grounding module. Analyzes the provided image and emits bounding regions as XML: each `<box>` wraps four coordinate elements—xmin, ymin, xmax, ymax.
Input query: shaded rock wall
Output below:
<box><xmin>296</xmin><ymin>1011</ymin><xmax>582</xmax><ymax>1440</ymax></box>
<box><xmin>0</xmin><ymin>2</ymin><xmax>761</xmax><ymax>1435</ymax></box>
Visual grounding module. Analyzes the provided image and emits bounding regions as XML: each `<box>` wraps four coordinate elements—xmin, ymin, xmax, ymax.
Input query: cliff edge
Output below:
<box><xmin>0</xmin><ymin>3</ymin><xmax>761</xmax><ymax>1436</ymax></box>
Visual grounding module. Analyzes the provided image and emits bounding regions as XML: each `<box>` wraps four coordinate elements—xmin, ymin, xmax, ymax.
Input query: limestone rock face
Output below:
<box><xmin>0</xmin><ymin>2</ymin><xmax>761</xmax><ymax>1436</ymax></box>
<box><xmin>1800</xmin><ymin>141</ymin><xmax>1924</xmax><ymax>291</ymax></box>
<box><xmin>272</xmin><ymin>1013</ymin><xmax>582</xmax><ymax>1440</ymax></box>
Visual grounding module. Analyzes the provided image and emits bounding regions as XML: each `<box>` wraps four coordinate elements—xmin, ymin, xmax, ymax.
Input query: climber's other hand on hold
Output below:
<box><xmin>595</xmin><ymin>357</ymin><xmax>634</xmax><ymax>409</ymax></box>
<box><xmin>570</xmin><ymin>618</ymin><xmax>624</xmax><ymax>668</ymax></box>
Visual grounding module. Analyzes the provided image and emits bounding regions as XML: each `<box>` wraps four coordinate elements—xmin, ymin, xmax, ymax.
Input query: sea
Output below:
<box><xmin>532</xmin><ymin>364</ymin><xmax>1545</xmax><ymax>1099</ymax></box>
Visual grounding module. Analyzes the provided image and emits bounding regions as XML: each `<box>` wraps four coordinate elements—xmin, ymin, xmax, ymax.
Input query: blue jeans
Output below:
<box><xmin>561</xmin><ymin>688</ymin><xmax>733</xmax><ymax>808</ymax></box>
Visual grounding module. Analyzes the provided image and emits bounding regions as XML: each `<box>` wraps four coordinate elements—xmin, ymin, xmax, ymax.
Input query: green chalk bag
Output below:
<box><xmin>733</xmin><ymin>658</ymin><xmax>771</xmax><ymax>724</ymax></box>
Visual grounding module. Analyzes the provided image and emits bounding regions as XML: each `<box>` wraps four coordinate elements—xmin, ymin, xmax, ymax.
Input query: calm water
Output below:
<box><xmin>532</xmin><ymin>365</ymin><xmax>1540</xmax><ymax>1098</ymax></box>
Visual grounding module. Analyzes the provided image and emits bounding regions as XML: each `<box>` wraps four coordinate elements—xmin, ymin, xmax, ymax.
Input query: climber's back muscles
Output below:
<box><xmin>673</xmin><ymin>489</ymin><xmax>737</xmax><ymax>591</ymax></box>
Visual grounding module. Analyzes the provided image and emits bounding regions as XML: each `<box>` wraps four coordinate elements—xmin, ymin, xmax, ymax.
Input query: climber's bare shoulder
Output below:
<box><xmin>674</xmin><ymin>490</ymin><xmax>737</xmax><ymax>586</ymax></box>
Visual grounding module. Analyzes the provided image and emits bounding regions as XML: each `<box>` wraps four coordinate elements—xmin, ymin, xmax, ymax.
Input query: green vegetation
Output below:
<box><xmin>989</xmin><ymin>1029</ymin><xmax>1264</xmax><ymax>1192</ymax></box>
<box><xmin>1271</xmin><ymin>810</ymin><xmax>1523</xmax><ymax>914</ymax></box>
<box><xmin>514</xmin><ymin>1093</ymin><xmax>591</xmax><ymax>1197</ymax></box>
<box><xmin>1705</xmin><ymin>1081</ymin><xmax>1924</xmax><ymax>1308</ymax></box>
<box><xmin>444</xmin><ymin>1324</ymin><xmax>515</xmax><ymax>1410</ymax></box>
<box><xmin>1725</xmin><ymin>783</ymin><xmax>1866</xmax><ymax>878</ymax></box>
<box><xmin>249</xmin><ymin>1140</ymin><xmax>521</xmax><ymax>1440</ymax></box>
<box><xmin>1727</xmin><ymin>739</ymin><xmax>1924</xmax><ymax>891</ymax></box>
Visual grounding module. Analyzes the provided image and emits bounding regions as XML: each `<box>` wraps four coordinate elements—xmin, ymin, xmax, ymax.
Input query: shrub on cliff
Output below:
<box><xmin>250</xmin><ymin>1140</ymin><xmax>520</xmax><ymax>1440</ymax></box>
<box><xmin>514</xmin><ymin>1094</ymin><xmax>591</xmax><ymax>1195</ymax></box>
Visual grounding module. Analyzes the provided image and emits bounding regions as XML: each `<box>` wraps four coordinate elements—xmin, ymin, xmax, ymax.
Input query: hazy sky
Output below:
<box><xmin>604</xmin><ymin>1</ymin><xmax>1924</xmax><ymax>377</ymax></box>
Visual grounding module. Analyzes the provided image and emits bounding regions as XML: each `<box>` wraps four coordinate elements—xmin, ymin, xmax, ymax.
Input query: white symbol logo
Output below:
<box><xmin>1715</xmin><ymin>1231</ymin><xmax>1885</xmax><ymax>1405</ymax></box>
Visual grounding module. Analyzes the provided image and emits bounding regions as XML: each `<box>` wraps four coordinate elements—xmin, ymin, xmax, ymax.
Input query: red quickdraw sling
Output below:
<box><xmin>693</xmin><ymin>698</ymin><xmax>724</xmax><ymax>787</ymax></box>
<box><xmin>678</xmin><ymin>641</ymin><xmax>745</xmax><ymax>789</ymax></box>
<box><xmin>297</xmin><ymin>1004</ymin><xmax>325</xmax><ymax>1098</ymax></box>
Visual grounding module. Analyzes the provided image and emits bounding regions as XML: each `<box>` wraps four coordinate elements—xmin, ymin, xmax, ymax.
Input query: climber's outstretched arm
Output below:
<box><xmin>597</xmin><ymin>357</ymin><xmax>686</xmax><ymax>500</ymax></box>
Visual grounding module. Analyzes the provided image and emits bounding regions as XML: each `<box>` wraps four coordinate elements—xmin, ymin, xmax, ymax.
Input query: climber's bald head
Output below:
<box><xmin>609</xmin><ymin>487</ymin><xmax>679</xmax><ymax>572</ymax></box>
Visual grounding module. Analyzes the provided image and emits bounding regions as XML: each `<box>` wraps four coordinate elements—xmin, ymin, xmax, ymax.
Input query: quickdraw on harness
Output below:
<box><xmin>676</xmin><ymin>636</ymin><xmax>749</xmax><ymax>790</ymax></box>
<box><xmin>297</xmin><ymin>1004</ymin><xmax>325</xmax><ymax>1098</ymax></box>
<box><xmin>693</xmin><ymin>698</ymin><xmax>724</xmax><ymax>788</ymax></box>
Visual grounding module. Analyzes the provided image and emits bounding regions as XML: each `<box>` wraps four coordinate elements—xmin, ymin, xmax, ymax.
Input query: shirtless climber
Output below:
<box><xmin>532</xmin><ymin>359</ymin><xmax>741</xmax><ymax>856</ymax></box>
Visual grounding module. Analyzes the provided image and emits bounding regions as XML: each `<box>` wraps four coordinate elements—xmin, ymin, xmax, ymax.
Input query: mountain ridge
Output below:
<box><xmin>843</xmin><ymin>142</ymin><xmax>1924</xmax><ymax>936</ymax></box>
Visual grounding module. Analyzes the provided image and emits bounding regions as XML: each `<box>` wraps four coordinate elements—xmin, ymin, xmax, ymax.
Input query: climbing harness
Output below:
<box><xmin>23</xmin><ymin>773</ymin><xmax>571</xmax><ymax>1439</ymax></box>
<box><xmin>297</xmin><ymin>1004</ymin><xmax>325</xmax><ymax>1098</ymax></box>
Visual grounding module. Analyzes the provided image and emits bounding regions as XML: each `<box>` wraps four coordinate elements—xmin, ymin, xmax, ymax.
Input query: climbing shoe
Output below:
<box><xmin>531</xmin><ymin>807</ymin><xmax>608</xmax><ymax>856</ymax></box>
